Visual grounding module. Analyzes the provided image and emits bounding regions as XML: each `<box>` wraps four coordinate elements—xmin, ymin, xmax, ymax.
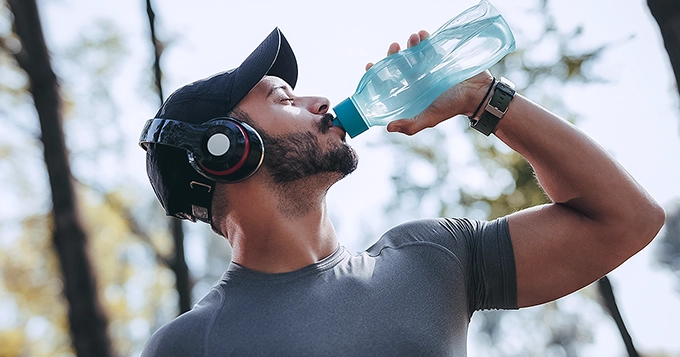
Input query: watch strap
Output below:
<box><xmin>471</xmin><ymin>78</ymin><xmax>516</xmax><ymax>136</ymax></box>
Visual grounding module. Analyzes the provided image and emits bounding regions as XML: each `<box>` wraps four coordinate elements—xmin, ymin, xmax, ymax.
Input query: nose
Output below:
<box><xmin>304</xmin><ymin>96</ymin><xmax>330</xmax><ymax>115</ymax></box>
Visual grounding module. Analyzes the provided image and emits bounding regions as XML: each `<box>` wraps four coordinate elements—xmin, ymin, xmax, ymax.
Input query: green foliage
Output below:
<box><xmin>0</xmin><ymin>215</ymin><xmax>73</xmax><ymax>357</ymax></box>
<box><xmin>81</xmin><ymin>187</ymin><xmax>177</xmax><ymax>356</ymax></box>
<box><xmin>0</xmin><ymin>185</ymin><xmax>180</xmax><ymax>356</ymax></box>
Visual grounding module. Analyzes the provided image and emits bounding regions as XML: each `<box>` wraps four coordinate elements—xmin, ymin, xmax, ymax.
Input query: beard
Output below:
<box><xmin>258</xmin><ymin>115</ymin><xmax>359</xmax><ymax>185</ymax></box>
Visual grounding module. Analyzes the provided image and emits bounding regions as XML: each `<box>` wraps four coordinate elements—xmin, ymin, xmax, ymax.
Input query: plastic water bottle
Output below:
<box><xmin>332</xmin><ymin>0</ymin><xmax>516</xmax><ymax>138</ymax></box>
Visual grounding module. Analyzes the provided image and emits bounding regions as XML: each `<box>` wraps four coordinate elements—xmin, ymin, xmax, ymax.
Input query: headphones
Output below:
<box><xmin>139</xmin><ymin>117</ymin><xmax>264</xmax><ymax>183</ymax></box>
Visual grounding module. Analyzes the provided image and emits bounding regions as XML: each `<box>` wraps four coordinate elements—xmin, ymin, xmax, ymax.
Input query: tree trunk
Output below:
<box><xmin>648</xmin><ymin>0</ymin><xmax>680</xmax><ymax>92</ymax></box>
<box><xmin>598</xmin><ymin>276</ymin><xmax>639</xmax><ymax>357</ymax></box>
<box><xmin>6</xmin><ymin>0</ymin><xmax>112</xmax><ymax>355</ymax></box>
<box><xmin>171</xmin><ymin>218</ymin><xmax>193</xmax><ymax>313</ymax></box>
<box><xmin>145</xmin><ymin>0</ymin><xmax>194</xmax><ymax>314</ymax></box>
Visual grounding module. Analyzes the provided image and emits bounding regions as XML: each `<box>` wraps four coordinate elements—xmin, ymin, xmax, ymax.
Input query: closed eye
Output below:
<box><xmin>280</xmin><ymin>98</ymin><xmax>294</xmax><ymax>104</ymax></box>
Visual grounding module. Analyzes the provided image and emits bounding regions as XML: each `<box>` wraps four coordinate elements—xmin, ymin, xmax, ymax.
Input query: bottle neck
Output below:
<box><xmin>332</xmin><ymin>97</ymin><xmax>369</xmax><ymax>138</ymax></box>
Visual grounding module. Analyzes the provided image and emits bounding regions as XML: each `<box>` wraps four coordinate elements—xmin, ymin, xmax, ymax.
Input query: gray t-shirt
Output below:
<box><xmin>141</xmin><ymin>217</ymin><xmax>517</xmax><ymax>357</ymax></box>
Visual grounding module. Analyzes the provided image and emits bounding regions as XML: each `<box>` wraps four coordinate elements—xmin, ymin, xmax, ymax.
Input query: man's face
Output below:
<box><xmin>236</xmin><ymin>76</ymin><xmax>358</xmax><ymax>184</ymax></box>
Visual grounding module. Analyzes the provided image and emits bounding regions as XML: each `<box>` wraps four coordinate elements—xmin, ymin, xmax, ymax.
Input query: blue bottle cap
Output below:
<box><xmin>332</xmin><ymin>98</ymin><xmax>368</xmax><ymax>138</ymax></box>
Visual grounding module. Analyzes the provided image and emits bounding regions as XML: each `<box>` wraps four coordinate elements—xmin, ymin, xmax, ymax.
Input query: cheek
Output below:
<box><xmin>277</xmin><ymin>106</ymin><xmax>315</xmax><ymax>131</ymax></box>
<box><xmin>257</xmin><ymin>107</ymin><xmax>304</xmax><ymax>132</ymax></box>
<box><xmin>282</xmin><ymin>106</ymin><xmax>302</xmax><ymax>116</ymax></box>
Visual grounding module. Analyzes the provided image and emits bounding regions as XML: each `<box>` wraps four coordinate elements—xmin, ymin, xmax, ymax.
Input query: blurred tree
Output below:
<box><xmin>3</xmin><ymin>0</ymin><xmax>112</xmax><ymax>356</ymax></box>
<box><xmin>648</xmin><ymin>0</ymin><xmax>680</xmax><ymax>94</ymax></box>
<box><xmin>0</xmin><ymin>190</ymin><xmax>177</xmax><ymax>356</ymax></box>
<box><xmin>0</xmin><ymin>1</ymin><xmax>183</xmax><ymax>356</ymax></box>
<box><xmin>0</xmin><ymin>0</ymin><xmax>235</xmax><ymax>351</ymax></box>
<box><xmin>657</xmin><ymin>203</ymin><xmax>680</xmax><ymax>287</ymax></box>
<box><xmin>144</xmin><ymin>0</ymin><xmax>193</xmax><ymax>315</ymax></box>
<box><xmin>648</xmin><ymin>0</ymin><xmax>680</xmax><ymax>341</ymax></box>
<box><xmin>0</xmin><ymin>214</ymin><xmax>73</xmax><ymax>357</ymax></box>
<box><xmin>597</xmin><ymin>276</ymin><xmax>640</xmax><ymax>357</ymax></box>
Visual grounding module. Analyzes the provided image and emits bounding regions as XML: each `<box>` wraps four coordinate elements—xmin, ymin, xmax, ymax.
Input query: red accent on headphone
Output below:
<box><xmin>199</xmin><ymin>124</ymin><xmax>251</xmax><ymax>176</ymax></box>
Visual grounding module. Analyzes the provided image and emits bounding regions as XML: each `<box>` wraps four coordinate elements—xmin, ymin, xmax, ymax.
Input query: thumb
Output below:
<box><xmin>386</xmin><ymin>97</ymin><xmax>455</xmax><ymax>135</ymax></box>
<box><xmin>386</xmin><ymin>113</ymin><xmax>440</xmax><ymax>136</ymax></box>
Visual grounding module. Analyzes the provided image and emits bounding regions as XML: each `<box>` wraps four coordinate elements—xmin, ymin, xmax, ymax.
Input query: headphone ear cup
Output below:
<box><xmin>239</xmin><ymin>121</ymin><xmax>265</xmax><ymax>178</ymax></box>
<box><xmin>190</xmin><ymin>118</ymin><xmax>264</xmax><ymax>183</ymax></box>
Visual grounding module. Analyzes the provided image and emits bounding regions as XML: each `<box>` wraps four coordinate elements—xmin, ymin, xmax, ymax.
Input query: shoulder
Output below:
<box><xmin>371</xmin><ymin>217</ymin><xmax>507</xmax><ymax>250</ymax></box>
<box><xmin>141</xmin><ymin>288</ymin><xmax>225</xmax><ymax>357</ymax></box>
<box><xmin>365</xmin><ymin>217</ymin><xmax>512</xmax><ymax>272</ymax></box>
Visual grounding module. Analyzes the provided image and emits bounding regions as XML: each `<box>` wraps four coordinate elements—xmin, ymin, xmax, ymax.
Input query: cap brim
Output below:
<box><xmin>229</xmin><ymin>27</ymin><xmax>298</xmax><ymax>111</ymax></box>
<box><xmin>154</xmin><ymin>27</ymin><xmax>298</xmax><ymax>125</ymax></box>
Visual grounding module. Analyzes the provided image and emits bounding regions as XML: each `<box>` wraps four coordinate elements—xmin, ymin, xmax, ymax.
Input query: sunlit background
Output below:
<box><xmin>1</xmin><ymin>0</ymin><xmax>679</xmax><ymax>356</ymax></box>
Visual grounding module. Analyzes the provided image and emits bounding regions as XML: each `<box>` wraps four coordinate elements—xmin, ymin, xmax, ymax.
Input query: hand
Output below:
<box><xmin>365</xmin><ymin>31</ymin><xmax>494</xmax><ymax>136</ymax></box>
<box><xmin>365</xmin><ymin>30</ymin><xmax>431</xmax><ymax>71</ymax></box>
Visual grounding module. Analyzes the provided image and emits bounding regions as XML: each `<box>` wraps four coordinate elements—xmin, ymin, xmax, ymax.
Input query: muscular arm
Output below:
<box><xmin>384</xmin><ymin>33</ymin><xmax>665</xmax><ymax>308</ymax></box>
<box><xmin>492</xmin><ymin>92</ymin><xmax>664</xmax><ymax>307</ymax></box>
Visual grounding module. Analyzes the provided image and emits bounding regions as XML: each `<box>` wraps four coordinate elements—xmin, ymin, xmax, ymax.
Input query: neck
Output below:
<box><xmin>220</xmin><ymin>175</ymin><xmax>340</xmax><ymax>273</ymax></box>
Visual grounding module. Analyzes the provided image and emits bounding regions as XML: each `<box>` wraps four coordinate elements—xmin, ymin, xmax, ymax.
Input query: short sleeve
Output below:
<box><xmin>461</xmin><ymin>217</ymin><xmax>517</xmax><ymax>314</ymax></box>
<box><xmin>367</xmin><ymin>217</ymin><xmax>517</xmax><ymax>316</ymax></box>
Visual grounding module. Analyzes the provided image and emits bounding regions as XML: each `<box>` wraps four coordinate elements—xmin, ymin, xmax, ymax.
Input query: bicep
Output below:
<box><xmin>507</xmin><ymin>203</ymin><xmax>633</xmax><ymax>308</ymax></box>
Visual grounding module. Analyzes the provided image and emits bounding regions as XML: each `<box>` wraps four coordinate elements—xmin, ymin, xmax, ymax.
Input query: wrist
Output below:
<box><xmin>469</xmin><ymin>77</ymin><xmax>516</xmax><ymax>136</ymax></box>
<box><xmin>468</xmin><ymin>78</ymin><xmax>496</xmax><ymax>120</ymax></box>
<box><xmin>462</xmin><ymin>72</ymin><xmax>495</xmax><ymax>117</ymax></box>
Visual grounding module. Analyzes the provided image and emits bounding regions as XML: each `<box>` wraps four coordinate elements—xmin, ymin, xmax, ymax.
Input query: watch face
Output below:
<box><xmin>499</xmin><ymin>76</ymin><xmax>516</xmax><ymax>91</ymax></box>
<box><xmin>496</xmin><ymin>81</ymin><xmax>516</xmax><ymax>97</ymax></box>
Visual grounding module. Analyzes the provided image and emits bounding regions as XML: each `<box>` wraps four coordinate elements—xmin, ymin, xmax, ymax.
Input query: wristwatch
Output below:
<box><xmin>471</xmin><ymin>77</ymin><xmax>516</xmax><ymax>136</ymax></box>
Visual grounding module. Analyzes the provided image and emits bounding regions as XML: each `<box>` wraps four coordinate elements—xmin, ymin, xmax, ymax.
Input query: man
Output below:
<box><xmin>139</xmin><ymin>28</ymin><xmax>664</xmax><ymax>356</ymax></box>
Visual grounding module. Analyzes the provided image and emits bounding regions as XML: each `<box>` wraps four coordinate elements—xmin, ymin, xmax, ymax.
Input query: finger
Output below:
<box><xmin>387</xmin><ymin>42</ymin><xmax>401</xmax><ymax>56</ymax></box>
<box><xmin>370</xmin><ymin>31</ymin><xmax>431</xmax><ymax>73</ymax></box>
<box><xmin>407</xmin><ymin>33</ymin><xmax>421</xmax><ymax>48</ymax></box>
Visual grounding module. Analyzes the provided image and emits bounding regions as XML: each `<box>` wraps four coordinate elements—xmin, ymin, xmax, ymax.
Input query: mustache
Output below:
<box><xmin>316</xmin><ymin>113</ymin><xmax>336</xmax><ymax>134</ymax></box>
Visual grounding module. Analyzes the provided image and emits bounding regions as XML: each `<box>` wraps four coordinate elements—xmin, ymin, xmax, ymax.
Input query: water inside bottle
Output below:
<box><xmin>353</xmin><ymin>14</ymin><xmax>509</xmax><ymax>125</ymax></box>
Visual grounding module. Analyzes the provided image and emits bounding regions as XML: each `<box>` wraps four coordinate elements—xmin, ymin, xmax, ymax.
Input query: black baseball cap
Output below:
<box><xmin>143</xmin><ymin>27</ymin><xmax>298</xmax><ymax>223</ymax></box>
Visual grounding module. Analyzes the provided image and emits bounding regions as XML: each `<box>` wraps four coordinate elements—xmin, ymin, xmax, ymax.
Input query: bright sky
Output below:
<box><xmin>35</xmin><ymin>0</ymin><xmax>680</xmax><ymax>355</ymax></box>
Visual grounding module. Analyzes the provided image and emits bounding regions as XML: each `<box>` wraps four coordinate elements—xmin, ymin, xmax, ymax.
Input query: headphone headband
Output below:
<box><xmin>140</xmin><ymin>117</ymin><xmax>206</xmax><ymax>153</ymax></box>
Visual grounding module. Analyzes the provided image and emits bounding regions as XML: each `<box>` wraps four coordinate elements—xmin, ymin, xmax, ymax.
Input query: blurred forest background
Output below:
<box><xmin>1</xmin><ymin>0</ymin><xmax>679</xmax><ymax>356</ymax></box>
